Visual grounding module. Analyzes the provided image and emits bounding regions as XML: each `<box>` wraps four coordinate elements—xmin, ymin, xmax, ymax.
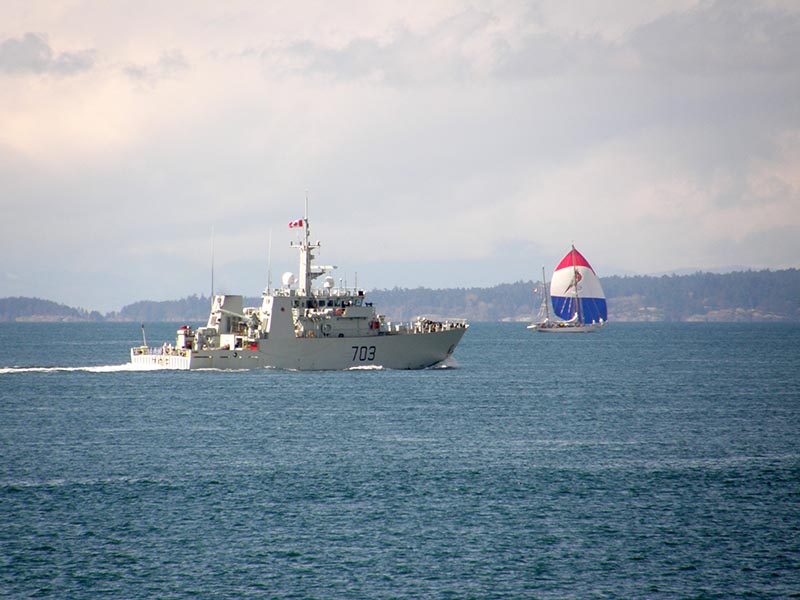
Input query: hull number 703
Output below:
<box><xmin>352</xmin><ymin>345</ymin><xmax>376</xmax><ymax>361</ymax></box>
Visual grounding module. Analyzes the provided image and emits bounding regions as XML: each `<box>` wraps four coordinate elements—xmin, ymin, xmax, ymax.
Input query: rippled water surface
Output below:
<box><xmin>1</xmin><ymin>322</ymin><xmax>798</xmax><ymax>598</ymax></box>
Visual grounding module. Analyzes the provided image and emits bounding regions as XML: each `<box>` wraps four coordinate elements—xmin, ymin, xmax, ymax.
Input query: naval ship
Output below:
<box><xmin>130</xmin><ymin>213</ymin><xmax>468</xmax><ymax>370</ymax></box>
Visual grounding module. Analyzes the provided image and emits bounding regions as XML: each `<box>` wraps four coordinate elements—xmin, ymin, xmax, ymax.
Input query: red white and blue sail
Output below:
<box><xmin>549</xmin><ymin>246</ymin><xmax>607</xmax><ymax>324</ymax></box>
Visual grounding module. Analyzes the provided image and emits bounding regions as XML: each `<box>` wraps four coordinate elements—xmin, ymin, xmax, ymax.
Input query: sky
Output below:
<box><xmin>1</xmin><ymin>0</ymin><xmax>799</xmax><ymax>312</ymax></box>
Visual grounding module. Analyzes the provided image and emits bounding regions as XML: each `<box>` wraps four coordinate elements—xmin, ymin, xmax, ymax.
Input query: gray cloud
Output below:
<box><xmin>123</xmin><ymin>50</ymin><xmax>190</xmax><ymax>84</ymax></box>
<box><xmin>625</xmin><ymin>1</ymin><xmax>800</xmax><ymax>174</ymax></box>
<box><xmin>0</xmin><ymin>32</ymin><xmax>94</xmax><ymax>75</ymax></box>
<box><xmin>263</xmin><ymin>9</ymin><xmax>497</xmax><ymax>85</ymax></box>
<box><xmin>260</xmin><ymin>1</ymin><xmax>800</xmax><ymax>100</ymax></box>
<box><xmin>630</xmin><ymin>0</ymin><xmax>800</xmax><ymax>75</ymax></box>
<box><xmin>493</xmin><ymin>33</ymin><xmax>609</xmax><ymax>79</ymax></box>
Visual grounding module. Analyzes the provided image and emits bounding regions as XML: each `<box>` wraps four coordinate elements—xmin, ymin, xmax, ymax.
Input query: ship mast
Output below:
<box><xmin>291</xmin><ymin>197</ymin><xmax>334</xmax><ymax>297</ymax></box>
<box><xmin>293</xmin><ymin>199</ymin><xmax>312</xmax><ymax>297</ymax></box>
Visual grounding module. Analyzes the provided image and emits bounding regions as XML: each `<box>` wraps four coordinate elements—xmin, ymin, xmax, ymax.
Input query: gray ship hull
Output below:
<box><xmin>131</xmin><ymin>326</ymin><xmax>466</xmax><ymax>371</ymax></box>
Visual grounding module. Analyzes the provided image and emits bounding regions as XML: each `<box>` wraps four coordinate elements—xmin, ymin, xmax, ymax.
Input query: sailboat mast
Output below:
<box><xmin>571</xmin><ymin>245</ymin><xmax>583</xmax><ymax>324</ymax></box>
<box><xmin>542</xmin><ymin>265</ymin><xmax>551</xmax><ymax>321</ymax></box>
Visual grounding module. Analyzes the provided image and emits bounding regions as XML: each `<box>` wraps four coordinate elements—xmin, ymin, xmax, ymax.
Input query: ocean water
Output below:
<box><xmin>1</xmin><ymin>322</ymin><xmax>798</xmax><ymax>599</ymax></box>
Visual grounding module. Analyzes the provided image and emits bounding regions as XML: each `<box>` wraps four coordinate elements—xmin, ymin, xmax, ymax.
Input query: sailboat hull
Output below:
<box><xmin>529</xmin><ymin>322</ymin><xmax>606</xmax><ymax>333</ymax></box>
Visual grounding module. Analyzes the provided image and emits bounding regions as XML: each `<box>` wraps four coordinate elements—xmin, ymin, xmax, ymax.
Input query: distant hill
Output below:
<box><xmin>0</xmin><ymin>297</ymin><xmax>103</xmax><ymax>322</ymax></box>
<box><xmin>105</xmin><ymin>294</ymin><xmax>220</xmax><ymax>323</ymax></box>
<box><xmin>2</xmin><ymin>269</ymin><xmax>799</xmax><ymax>323</ymax></box>
<box><xmin>601</xmin><ymin>269</ymin><xmax>800</xmax><ymax>322</ymax></box>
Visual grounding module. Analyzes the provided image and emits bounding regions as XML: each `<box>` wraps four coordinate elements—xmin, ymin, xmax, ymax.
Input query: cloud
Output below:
<box><xmin>630</xmin><ymin>0</ymin><xmax>800</xmax><ymax>74</ymax></box>
<box><xmin>122</xmin><ymin>49</ymin><xmax>190</xmax><ymax>84</ymax></box>
<box><xmin>623</xmin><ymin>1</ymin><xmax>800</xmax><ymax>178</ymax></box>
<box><xmin>261</xmin><ymin>9</ymin><xmax>502</xmax><ymax>84</ymax></box>
<box><xmin>0</xmin><ymin>32</ymin><xmax>95</xmax><ymax>75</ymax></box>
<box><xmin>493</xmin><ymin>32</ymin><xmax>619</xmax><ymax>79</ymax></box>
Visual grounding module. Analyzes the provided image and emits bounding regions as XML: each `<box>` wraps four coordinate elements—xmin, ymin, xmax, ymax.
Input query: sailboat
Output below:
<box><xmin>527</xmin><ymin>245</ymin><xmax>607</xmax><ymax>333</ymax></box>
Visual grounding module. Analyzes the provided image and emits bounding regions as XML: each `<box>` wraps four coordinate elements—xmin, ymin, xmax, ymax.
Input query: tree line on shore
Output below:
<box><xmin>1</xmin><ymin>268</ymin><xmax>798</xmax><ymax>323</ymax></box>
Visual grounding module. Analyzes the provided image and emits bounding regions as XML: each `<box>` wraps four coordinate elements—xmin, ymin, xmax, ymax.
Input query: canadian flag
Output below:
<box><xmin>288</xmin><ymin>218</ymin><xmax>304</xmax><ymax>228</ymax></box>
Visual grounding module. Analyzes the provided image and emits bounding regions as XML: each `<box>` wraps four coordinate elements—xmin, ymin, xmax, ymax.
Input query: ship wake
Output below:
<box><xmin>0</xmin><ymin>363</ymin><xmax>172</xmax><ymax>374</ymax></box>
<box><xmin>430</xmin><ymin>358</ymin><xmax>459</xmax><ymax>369</ymax></box>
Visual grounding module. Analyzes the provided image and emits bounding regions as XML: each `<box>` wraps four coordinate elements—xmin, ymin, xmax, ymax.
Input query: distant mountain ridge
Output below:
<box><xmin>0</xmin><ymin>297</ymin><xmax>104</xmax><ymax>322</ymax></box>
<box><xmin>2</xmin><ymin>269</ymin><xmax>798</xmax><ymax>323</ymax></box>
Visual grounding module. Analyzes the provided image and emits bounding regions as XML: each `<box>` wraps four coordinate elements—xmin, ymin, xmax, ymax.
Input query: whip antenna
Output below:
<box><xmin>267</xmin><ymin>228</ymin><xmax>273</xmax><ymax>293</ymax></box>
<box><xmin>210</xmin><ymin>225</ymin><xmax>215</xmax><ymax>304</ymax></box>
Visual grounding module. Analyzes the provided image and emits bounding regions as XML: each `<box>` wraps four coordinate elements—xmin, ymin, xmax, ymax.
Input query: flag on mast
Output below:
<box><xmin>288</xmin><ymin>218</ymin><xmax>304</xmax><ymax>228</ymax></box>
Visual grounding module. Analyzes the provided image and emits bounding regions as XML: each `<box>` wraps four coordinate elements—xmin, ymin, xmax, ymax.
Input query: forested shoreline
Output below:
<box><xmin>2</xmin><ymin>269</ymin><xmax>798</xmax><ymax>323</ymax></box>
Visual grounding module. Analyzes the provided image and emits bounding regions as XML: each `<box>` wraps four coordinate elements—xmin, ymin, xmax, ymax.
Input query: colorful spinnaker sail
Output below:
<box><xmin>549</xmin><ymin>246</ymin><xmax>607</xmax><ymax>324</ymax></box>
